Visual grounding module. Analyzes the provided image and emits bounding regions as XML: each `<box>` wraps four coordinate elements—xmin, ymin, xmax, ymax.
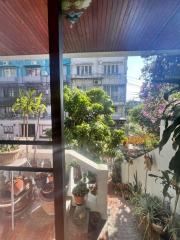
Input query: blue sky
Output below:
<box><xmin>126</xmin><ymin>56</ymin><xmax>144</xmax><ymax>100</ymax></box>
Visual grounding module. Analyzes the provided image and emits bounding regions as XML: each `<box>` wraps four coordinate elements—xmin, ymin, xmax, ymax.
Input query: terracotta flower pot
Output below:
<box><xmin>0</xmin><ymin>148</ymin><xmax>22</xmax><ymax>165</ymax></box>
<box><xmin>151</xmin><ymin>223</ymin><xmax>164</xmax><ymax>235</ymax></box>
<box><xmin>48</xmin><ymin>174</ymin><xmax>53</xmax><ymax>183</ymax></box>
<box><xmin>35</xmin><ymin>173</ymin><xmax>47</xmax><ymax>188</ymax></box>
<box><xmin>73</xmin><ymin>195</ymin><xmax>85</xmax><ymax>205</ymax></box>
<box><xmin>14</xmin><ymin>178</ymin><xmax>24</xmax><ymax>196</ymax></box>
<box><xmin>39</xmin><ymin>182</ymin><xmax>54</xmax><ymax>215</ymax></box>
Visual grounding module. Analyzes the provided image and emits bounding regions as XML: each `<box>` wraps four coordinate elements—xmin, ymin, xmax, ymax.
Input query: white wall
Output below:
<box><xmin>27</xmin><ymin>148</ymin><xmax>108</xmax><ymax>219</ymax></box>
<box><xmin>121</xmin><ymin>121</ymin><xmax>180</xmax><ymax>214</ymax></box>
<box><xmin>0</xmin><ymin>119</ymin><xmax>51</xmax><ymax>139</ymax></box>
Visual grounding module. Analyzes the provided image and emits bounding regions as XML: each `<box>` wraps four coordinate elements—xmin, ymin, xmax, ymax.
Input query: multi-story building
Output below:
<box><xmin>71</xmin><ymin>57</ymin><xmax>127</xmax><ymax>122</ymax></box>
<box><xmin>0</xmin><ymin>56</ymin><xmax>71</xmax><ymax>138</ymax></box>
<box><xmin>0</xmin><ymin>57</ymin><xmax>71</xmax><ymax>119</ymax></box>
<box><xmin>0</xmin><ymin>56</ymin><xmax>127</xmax><ymax>138</ymax></box>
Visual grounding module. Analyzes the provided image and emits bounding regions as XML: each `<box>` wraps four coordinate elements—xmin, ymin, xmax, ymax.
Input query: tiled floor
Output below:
<box><xmin>0</xmin><ymin>196</ymin><xmax>142</xmax><ymax>240</ymax></box>
<box><xmin>107</xmin><ymin>195</ymin><xmax>142</xmax><ymax>240</ymax></box>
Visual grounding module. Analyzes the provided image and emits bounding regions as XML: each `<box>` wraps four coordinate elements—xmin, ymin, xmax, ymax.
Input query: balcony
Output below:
<box><xmin>0</xmin><ymin>96</ymin><xmax>16</xmax><ymax>105</ymax></box>
<box><xmin>23</xmin><ymin>75</ymin><xmax>44</xmax><ymax>83</ymax></box>
<box><xmin>71</xmin><ymin>74</ymin><xmax>103</xmax><ymax>79</ymax></box>
<box><xmin>71</xmin><ymin>74</ymin><xmax>126</xmax><ymax>85</ymax></box>
<box><xmin>0</xmin><ymin>76</ymin><xmax>18</xmax><ymax>83</ymax></box>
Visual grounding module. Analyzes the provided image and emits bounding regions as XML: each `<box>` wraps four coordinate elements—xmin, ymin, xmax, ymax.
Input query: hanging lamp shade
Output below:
<box><xmin>62</xmin><ymin>0</ymin><xmax>92</xmax><ymax>25</ymax></box>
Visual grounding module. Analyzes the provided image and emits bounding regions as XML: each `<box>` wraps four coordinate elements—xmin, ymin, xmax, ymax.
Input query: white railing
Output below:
<box><xmin>66</xmin><ymin>150</ymin><xmax>108</xmax><ymax>219</ymax></box>
<box><xmin>27</xmin><ymin>148</ymin><xmax>108</xmax><ymax>219</ymax></box>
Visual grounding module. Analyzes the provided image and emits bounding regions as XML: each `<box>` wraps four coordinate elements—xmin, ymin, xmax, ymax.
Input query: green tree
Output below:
<box><xmin>33</xmin><ymin>93</ymin><xmax>47</xmax><ymax>140</ymax></box>
<box><xmin>139</xmin><ymin>55</ymin><xmax>180</xmax><ymax>133</ymax></box>
<box><xmin>12</xmin><ymin>89</ymin><xmax>47</xmax><ymax>166</ymax></box>
<box><xmin>64</xmin><ymin>87</ymin><xmax>125</xmax><ymax>161</ymax></box>
<box><xmin>12</xmin><ymin>89</ymin><xmax>36</xmax><ymax>138</ymax></box>
<box><xmin>12</xmin><ymin>89</ymin><xmax>36</xmax><ymax>166</ymax></box>
<box><xmin>129</xmin><ymin>104</ymin><xmax>159</xmax><ymax>133</ymax></box>
<box><xmin>33</xmin><ymin>93</ymin><xmax>47</xmax><ymax>165</ymax></box>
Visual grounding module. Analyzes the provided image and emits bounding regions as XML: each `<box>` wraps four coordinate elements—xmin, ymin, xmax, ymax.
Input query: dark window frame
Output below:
<box><xmin>0</xmin><ymin>1</ymin><xmax>65</xmax><ymax>240</ymax></box>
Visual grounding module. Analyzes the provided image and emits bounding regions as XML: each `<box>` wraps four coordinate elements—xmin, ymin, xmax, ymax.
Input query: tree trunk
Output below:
<box><xmin>23</xmin><ymin>115</ymin><xmax>26</xmax><ymax>137</ymax></box>
<box><xmin>25</xmin><ymin>115</ymin><xmax>30</xmax><ymax>166</ymax></box>
<box><xmin>33</xmin><ymin>113</ymin><xmax>40</xmax><ymax>166</ymax></box>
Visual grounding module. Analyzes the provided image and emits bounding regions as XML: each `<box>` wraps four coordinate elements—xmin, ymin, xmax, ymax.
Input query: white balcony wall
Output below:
<box><xmin>121</xmin><ymin>120</ymin><xmax>179</xmax><ymax>214</ymax></box>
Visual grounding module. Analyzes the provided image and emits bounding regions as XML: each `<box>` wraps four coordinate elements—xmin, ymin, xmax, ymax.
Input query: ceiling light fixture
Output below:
<box><xmin>62</xmin><ymin>0</ymin><xmax>92</xmax><ymax>27</ymax></box>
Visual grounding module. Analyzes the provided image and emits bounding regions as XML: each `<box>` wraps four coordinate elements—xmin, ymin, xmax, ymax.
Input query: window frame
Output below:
<box><xmin>0</xmin><ymin>1</ymin><xmax>65</xmax><ymax>240</ymax></box>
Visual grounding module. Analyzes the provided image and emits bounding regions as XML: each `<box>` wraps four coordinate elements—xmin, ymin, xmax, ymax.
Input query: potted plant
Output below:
<box><xmin>0</xmin><ymin>145</ymin><xmax>22</xmax><ymax>165</ymax></box>
<box><xmin>34</xmin><ymin>173</ymin><xmax>48</xmax><ymax>188</ymax></box>
<box><xmin>39</xmin><ymin>181</ymin><xmax>54</xmax><ymax>215</ymax></box>
<box><xmin>132</xmin><ymin>194</ymin><xmax>170</xmax><ymax>239</ymax></box>
<box><xmin>0</xmin><ymin>178</ymin><xmax>33</xmax><ymax>216</ymax></box>
<box><xmin>72</xmin><ymin>181</ymin><xmax>89</xmax><ymax>205</ymax></box>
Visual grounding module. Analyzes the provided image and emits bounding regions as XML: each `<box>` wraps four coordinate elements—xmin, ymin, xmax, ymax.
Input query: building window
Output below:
<box><xmin>3</xmin><ymin>67</ymin><xmax>17</xmax><ymax>77</ymax></box>
<box><xmin>93</xmin><ymin>79</ymin><xmax>102</xmax><ymax>85</ymax></box>
<box><xmin>76</xmin><ymin>65</ymin><xmax>92</xmax><ymax>75</ymax></box>
<box><xmin>103</xmin><ymin>64</ymin><xmax>119</xmax><ymax>75</ymax></box>
<box><xmin>103</xmin><ymin>85</ymin><xmax>111</xmax><ymax>97</ymax></box>
<box><xmin>26</xmin><ymin>67</ymin><xmax>41</xmax><ymax>76</ymax></box>
<box><xmin>3</xmin><ymin>88</ymin><xmax>16</xmax><ymax>97</ymax></box>
<box><xmin>3</xmin><ymin>126</ymin><xmax>14</xmax><ymax>134</ymax></box>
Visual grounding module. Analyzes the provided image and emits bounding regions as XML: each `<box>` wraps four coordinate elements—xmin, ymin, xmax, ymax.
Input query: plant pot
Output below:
<box><xmin>39</xmin><ymin>182</ymin><xmax>54</xmax><ymax>215</ymax></box>
<box><xmin>73</xmin><ymin>195</ymin><xmax>85</xmax><ymax>205</ymax></box>
<box><xmin>14</xmin><ymin>178</ymin><xmax>24</xmax><ymax>196</ymax></box>
<box><xmin>48</xmin><ymin>174</ymin><xmax>53</xmax><ymax>183</ymax></box>
<box><xmin>151</xmin><ymin>223</ymin><xmax>164</xmax><ymax>235</ymax></box>
<box><xmin>35</xmin><ymin>173</ymin><xmax>47</xmax><ymax>188</ymax></box>
<box><xmin>0</xmin><ymin>148</ymin><xmax>22</xmax><ymax>165</ymax></box>
<box><xmin>0</xmin><ymin>180</ymin><xmax>33</xmax><ymax>216</ymax></box>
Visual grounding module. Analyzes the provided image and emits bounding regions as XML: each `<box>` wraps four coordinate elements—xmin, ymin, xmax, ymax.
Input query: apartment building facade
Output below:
<box><xmin>71</xmin><ymin>57</ymin><xmax>127</xmax><ymax>121</ymax></box>
<box><xmin>0</xmin><ymin>57</ymin><xmax>71</xmax><ymax>119</ymax></box>
<box><xmin>0</xmin><ymin>56</ymin><xmax>127</xmax><ymax>138</ymax></box>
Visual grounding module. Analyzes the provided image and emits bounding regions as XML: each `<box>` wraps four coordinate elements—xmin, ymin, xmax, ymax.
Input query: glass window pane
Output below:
<box><xmin>77</xmin><ymin>66</ymin><xmax>80</xmax><ymax>75</ymax></box>
<box><xmin>0</xmin><ymin>144</ymin><xmax>53</xmax><ymax>168</ymax></box>
<box><xmin>0</xmin><ymin>171</ymin><xmax>55</xmax><ymax>240</ymax></box>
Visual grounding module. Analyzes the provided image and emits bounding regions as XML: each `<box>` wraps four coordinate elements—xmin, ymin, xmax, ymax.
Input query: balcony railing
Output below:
<box><xmin>71</xmin><ymin>74</ymin><xmax>126</xmax><ymax>85</ymax></box>
<box><xmin>0</xmin><ymin>76</ymin><xmax>18</xmax><ymax>83</ymax></box>
<box><xmin>71</xmin><ymin>74</ymin><xmax>104</xmax><ymax>79</ymax></box>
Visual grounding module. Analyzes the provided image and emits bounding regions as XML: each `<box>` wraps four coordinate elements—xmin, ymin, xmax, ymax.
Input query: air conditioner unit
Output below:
<box><xmin>3</xmin><ymin>61</ymin><xmax>8</xmax><ymax>65</ymax></box>
<box><xmin>93</xmin><ymin>79</ymin><xmax>102</xmax><ymax>85</ymax></box>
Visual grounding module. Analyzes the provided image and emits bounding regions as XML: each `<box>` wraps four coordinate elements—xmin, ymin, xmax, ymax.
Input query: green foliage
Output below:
<box><xmin>12</xmin><ymin>89</ymin><xmax>46</xmax><ymax>129</ymax></box>
<box><xmin>111</xmin><ymin>155</ymin><xmax>124</xmax><ymax>184</ymax></box>
<box><xmin>131</xmin><ymin>194</ymin><xmax>170</xmax><ymax>230</ymax></box>
<box><xmin>33</xmin><ymin>93</ymin><xmax>47</xmax><ymax>117</ymax></box>
<box><xmin>132</xmin><ymin>171</ymin><xmax>142</xmax><ymax>194</ymax></box>
<box><xmin>12</xmin><ymin>89</ymin><xmax>36</xmax><ymax>117</ymax></box>
<box><xmin>129</xmin><ymin>104</ymin><xmax>160</xmax><ymax>135</ymax></box>
<box><xmin>45</xmin><ymin>128</ymin><xmax>52</xmax><ymax>139</ymax></box>
<box><xmin>72</xmin><ymin>181</ymin><xmax>89</xmax><ymax>197</ymax></box>
<box><xmin>139</xmin><ymin>55</ymin><xmax>180</xmax><ymax>137</ymax></box>
<box><xmin>148</xmin><ymin>55</ymin><xmax>180</xmax><ymax>85</ymax></box>
<box><xmin>64</xmin><ymin>86</ymin><xmax>126</xmax><ymax>161</ymax></box>
<box><xmin>0</xmin><ymin>145</ymin><xmax>19</xmax><ymax>152</ymax></box>
<box><xmin>160</xmin><ymin>102</ymin><xmax>180</xmax><ymax>177</ymax></box>
<box><xmin>149</xmin><ymin>170</ymin><xmax>173</xmax><ymax>200</ymax></box>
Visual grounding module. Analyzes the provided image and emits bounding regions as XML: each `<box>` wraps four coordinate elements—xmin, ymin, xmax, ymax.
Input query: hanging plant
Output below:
<box><xmin>144</xmin><ymin>153</ymin><xmax>153</xmax><ymax>171</ymax></box>
<box><xmin>62</xmin><ymin>0</ymin><xmax>92</xmax><ymax>25</ymax></box>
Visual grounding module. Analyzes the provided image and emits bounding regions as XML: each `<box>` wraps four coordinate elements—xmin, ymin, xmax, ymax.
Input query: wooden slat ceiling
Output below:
<box><xmin>0</xmin><ymin>0</ymin><xmax>180</xmax><ymax>56</ymax></box>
